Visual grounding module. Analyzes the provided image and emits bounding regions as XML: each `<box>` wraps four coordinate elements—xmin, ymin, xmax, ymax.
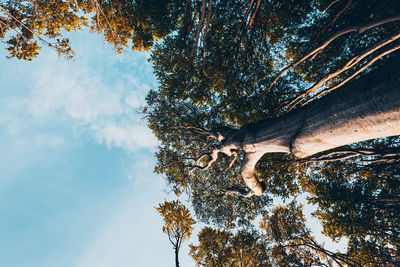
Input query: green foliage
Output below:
<box><xmin>304</xmin><ymin>139</ymin><xmax>400</xmax><ymax>265</ymax></box>
<box><xmin>1</xmin><ymin>0</ymin><xmax>90</xmax><ymax>60</ymax></box>
<box><xmin>190</xmin><ymin>227</ymin><xmax>271</xmax><ymax>267</ymax></box>
<box><xmin>146</xmin><ymin>4</ymin><xmax>400</xmax><ymax>256</ymax></box>
<box><xmin>147</xmin><ymin>88</ymin><xmax>272</xmax><ymax>228</ymax></box>
<box><xmin>260</xmin><ymin>201</ymin><xmax>356</xmax><ymax>266</ymax></box>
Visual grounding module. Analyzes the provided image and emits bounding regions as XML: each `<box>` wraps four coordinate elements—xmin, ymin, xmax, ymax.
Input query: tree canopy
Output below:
<box><xmin>190</xmin><ymin>227</ymin><xmax>271</xmax><ymax>266</ymax></box>
<box><xmin>0</xmin><ymin>0</ymin><xmax>179</xmax><ymax>60</ymax></box>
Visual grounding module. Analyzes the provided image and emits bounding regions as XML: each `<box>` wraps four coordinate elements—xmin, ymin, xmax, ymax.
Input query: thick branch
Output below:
<box><xmin>240</xmin><ymin>152</ymin><xmax>266</xmax><ymax>195</ymax></box>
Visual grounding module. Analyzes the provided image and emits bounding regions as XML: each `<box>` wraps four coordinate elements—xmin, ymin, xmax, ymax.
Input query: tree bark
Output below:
<box><xmin>214</xmin><ymin>57</ymin><xmax>400</xmax><ymax>195</ymax></box>
<box><xmin>175</xmin><ymin>247</ymin><xmax>180</xmax><ymax>267</ymax></box>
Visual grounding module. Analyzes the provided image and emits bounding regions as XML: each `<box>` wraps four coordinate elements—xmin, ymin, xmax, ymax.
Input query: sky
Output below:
<box><xmin>0</xmin><ymin>31</ymin><xmax>195</xmax><ymax>267</ymax></box>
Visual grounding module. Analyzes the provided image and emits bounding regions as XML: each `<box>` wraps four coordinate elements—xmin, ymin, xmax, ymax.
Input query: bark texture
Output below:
<box><xmin>214</xmin><ymin>58</ymin><xmax>400</xmax><ymax>195</ymax></box>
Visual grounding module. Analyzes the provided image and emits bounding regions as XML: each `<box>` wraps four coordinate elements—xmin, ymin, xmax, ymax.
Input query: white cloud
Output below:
<box><xmin>93</xmin><ymin>123</ymin><xmax>158</xmax><ymax>150</ymax></box>
<box><xmin>29</xmin><ymin>67</ymin><xmax>124</xmax><ymax>123</ymax></box>
<box><xmin>3</xmin><ymin>47</ymin><xmax>158</xmax><ymax>152</ymax></box>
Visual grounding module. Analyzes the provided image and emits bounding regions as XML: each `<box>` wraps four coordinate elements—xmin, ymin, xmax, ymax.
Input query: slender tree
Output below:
<box><xmin>155</xmin><ymin>200</ymin><xmax>195</xmax><ymax>267</ymax></box>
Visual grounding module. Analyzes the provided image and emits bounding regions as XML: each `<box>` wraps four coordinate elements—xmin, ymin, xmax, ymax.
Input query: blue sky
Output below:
<box><xmin>0</xmin><ymin>31</ymin><xmax>195</xmax><ymax>267</ymax></box>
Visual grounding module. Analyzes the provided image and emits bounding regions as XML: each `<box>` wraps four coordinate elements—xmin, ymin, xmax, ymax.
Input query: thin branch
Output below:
<box><xmin>90</xmin><ymin>0</ymin><xmax>121</xmax><ymax>43</ymax></box>
<box><xmin>247</xmin><ymin>0</ymin><xmax>261</xmax><ymax>31</ymax></box>
<box><xmin>312</xmin><ymin>0</ymin><xmax>352</xmax><ymax>47</ymax></box>
<box><xmin>318</xmin><ymin>0</ymin><xmax>341</xmax><ymax>20</ymax></box>
<box><xmin>191</xmin><ymin>0</ymin><xmax>206</xmax><ymax>58</ymax></box>
<box><xmin>235</xmin><ymin>0</ymin><xmax>254</xmax><ymax>41</ymax></box>
<box><xmin>223</xmin><ymin>151</ymin><xmax>238</xmax><ymax>172</ymax></box>
<box><xmin>188</xmin><ymin>149</ymin><xmax>219</xmax><ymax>175</ymax></box>
<box><xmin>0</xmin><ymin>20</ymin><xmax>27</xmax><ymax>42</ymax></box>
<box><xmin>300</xmin><ymin>42</ymin><xmax>400</xmax><ymax>107</ymax></box>
<box><xmin>169</xmin><ymin>125</ymin><xmax>217</xmax><ymax>138</ymax></box>
<box><xmin>259</xmin><ymin>14</ymin><xmax>400</xmax><ymax>98</ymax></box>
<box><xmin>300</xmin><ymin>147</ymin><xmax>400</xmax><ymax>163</ymax></box>
<box><xmin>202</xmin><ymin>0</ymin><xmax>212</xmax><ymax>63</ymax></box>
<box><xmin>279</xmin><ymin>30</ymin><xmax>400</xmax><ymax>111</ymax></box>
<box><xmin>0</xmin><ymin>5</ymin><xmax>52</xmax><ymax>46</ymax></box>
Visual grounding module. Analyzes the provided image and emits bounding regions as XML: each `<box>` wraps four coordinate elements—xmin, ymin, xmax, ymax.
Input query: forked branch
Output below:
<box><xmin>311</xmin><ymin>0</ymin><xmax>352</xmax><ymax>47</ymax></box>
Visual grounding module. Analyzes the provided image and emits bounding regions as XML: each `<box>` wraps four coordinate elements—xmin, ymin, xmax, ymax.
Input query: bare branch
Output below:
<box><xmin>235</xmin><ymin>0</ymin><xmax>254</xmax><ymax>40</ymax></box>
<box><xmin>188</xmin><ymin>148</ymin><xmax>220</xmax><ymax>176</ymax></box>
<box><xmin>247</xmin><ymin>0</ymin><xmax>261</xmax><ymax>31</ymax></box>
<box><xmin>191</xmin><ymin>0</ymin><xmax>207</xmax><ymax>58</ymax></box>
<box><xmin>202</xmin><ymin>0</ymin><xmax>213</xmax><ymax>63</ymax></box>
<box><xmin>300</xmin><ymin>147</ymin><xmax>400</xmax><ymax>163</ymax></box>
<box><xmin>223</xmin><ymin>150</ymin><xmax>238</xmax><ymax>172</ymax></box>
<box><xmin>90</xmin><ymin>0</ymin><xmax>121</xmax><ymax>43</ymax></box>
<box><xmin>259</xmin><ymin>14</ymin><xmax>400</xmax><ymax>98</ymax></box>
<box><xmin>312</xmin><ymin>0</ymin><xmax>352</xmax><ymax>47</ymax></box>
<box><xmin>241</xmin><ymin>152</ymin><xmax>266</xmax><ymax>195</ymax></box>
<box><xmin>169</xmin><ymin>125</ymin><xmax>218</xmax><ymax>139</ymax></box>
<box><xmin>0</xmin><ymin>5</ymin><xmax>52</xmax><ymax>46</ymax></box>
<box><xmin>318</xmin><ymin>0</ymin><xmax>341</xmax><ymax>21</ymax></box>
<box><xmin>300</xmin><ymin>42</ymin><xmax>400</xmax><ymax>107</ymax></box>
<box><xmin>279</xmin><ymin>30</ymin><xmax>400</xmax><ymax>111</ymax></box>
<box><xmin>218</xmin><ymin>186</ymin><xmax>255</xmax><ymax>198</ymax></box>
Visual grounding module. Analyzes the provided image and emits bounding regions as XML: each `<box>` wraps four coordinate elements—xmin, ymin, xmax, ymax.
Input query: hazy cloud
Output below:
<box><xmin>2</xmin><ymin>47</ymin><xmax>157</xmax><ymax>151</ymax></box>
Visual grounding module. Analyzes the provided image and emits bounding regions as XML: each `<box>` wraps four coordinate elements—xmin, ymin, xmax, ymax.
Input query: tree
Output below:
<box><xmin>189</xmin><ymin>227</ymin><xmax>271</xmax><ymax>267</ymax></box>
<box><xmin>2</xmin><ymin>1</ymin><xmax>400</xmax><ymax>263</ymax></box>
<box><xmin>146</xmin><ymin>0</ymin><xmax>400</xmax><ymax>205</ymax></box>
<box><xmin>0</xmin><ymin>0</ymin><xmax>179</xmax><ymax>60</ymax></box>
<box><xmin>155</xmin><ymin>200</ymin><xmax>195</xmax><ymax>267</ymax></box>
<box><xmin>146</xmin><ymin>2</ymin><xmax>400</xmax><ymax>263</ymax></box>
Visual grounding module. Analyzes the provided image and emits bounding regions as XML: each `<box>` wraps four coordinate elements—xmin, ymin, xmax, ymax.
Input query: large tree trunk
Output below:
<box><xmin>214</xmin><ymin>57</ymin><xmax>400</xmax><ymax>195</ymax></box>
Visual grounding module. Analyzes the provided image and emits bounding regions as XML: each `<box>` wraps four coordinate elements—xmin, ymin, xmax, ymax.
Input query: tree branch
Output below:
<box><xmin>218</xmin><ymin>186</ymin><xmax>255</xmax><ymax>198</ymax></box>
<box><xmin>191</xmin><ymin>0</ymin><xmax>207</xmax><ymax>58</ymax></box>
<box><xmin>312</xmin><ymin>0</ymin><xmax>352</xmax><ymax>48</ymax></box>
<box><xmin>259</xmin><ymin>14</ymin><xmax>400</xmax><ymax>98</ymax></box>
<box><xmin>299</xmin><ymin>42</ymin><xmax>400</xmax><ymax>107</ymax></box>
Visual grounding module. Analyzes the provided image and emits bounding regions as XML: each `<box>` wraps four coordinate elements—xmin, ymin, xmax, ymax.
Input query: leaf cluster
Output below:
<box><xmin>155</xmin><ymin>199</ymin><xmax>196</xmax><ymax>249</ymax></box>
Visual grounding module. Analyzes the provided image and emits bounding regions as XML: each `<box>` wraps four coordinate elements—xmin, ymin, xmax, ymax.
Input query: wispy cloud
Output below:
<box><xmin>1</xmin><ymin>41</ymin><xmax>158</xmax><ymax>151</ymax></box>
<box><xmin>93</xmin><ymin>123</ymin><xmax>157</xmax><ymax>150</ymax></box>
